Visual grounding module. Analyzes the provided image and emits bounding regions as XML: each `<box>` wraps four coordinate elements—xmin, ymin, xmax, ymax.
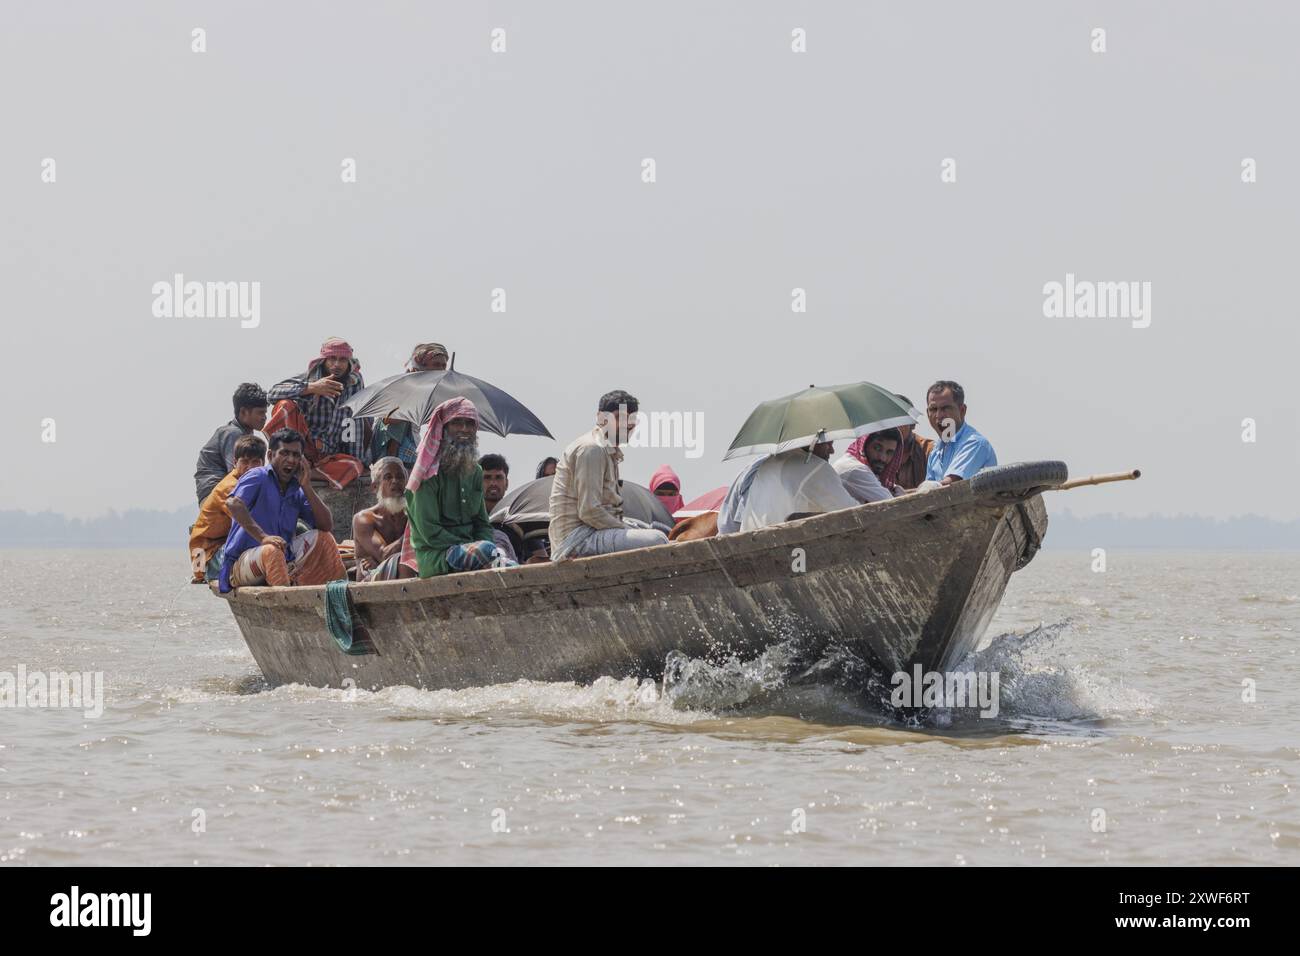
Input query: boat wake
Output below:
<box><xmin>661</xmin><ymin>620</ymin><xmax>1155</xmax><ymax>735</ymax></box>
<box><xmin>164</xmin><ymin>624</ymin><xmax>1151</xmax><ymax>738</ymax></box>
<box><xmin>164</xmin><ymin>673</ymin><xmax>712</xmax><ymax>727</ymax></box>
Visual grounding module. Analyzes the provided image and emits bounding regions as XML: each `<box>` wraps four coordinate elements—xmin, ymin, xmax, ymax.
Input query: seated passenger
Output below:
<box><xmin>407</xmin><ymin>342</ymin><xmax>449</xmax><ymax>372</ymax></box>
<box><xmin>265</xmin><ymin>337</ymin><xmax>368</xmax><ymax>487</ymax></box>
<box><xmin>888</xmin><ymin>394</ymin><xmax>934</xmax><ymax>491</ymax></box>
<box><xmin>535</xmin><ymin>457</ymin><xmax>558</xmax><ymax>479</ymax></box>
<box><xmin>353</xmin><ymin>457</ymin><xmax>416</xmax><ymax>581</ymax></box>
<box><xmin>219</xmin><ymin>428</ymin><xmax>347</xmax><ymax>591</ymax></box>
<box><xmin>402</xmin><ymin>398</ymin><xmax>517</xmax><ymax>577</ymax></box>
<box><xmin>373</xmin><ymin>343</ymin><xmax>450</xmax><ymax>467</ymax></box>
<box><xmin>738</xmin><ymin>440</ymin><xmax>858</xmax><ymax>532</ymax></box>
<box><xmin>548</xmin><ymin>390</ymin><xmax>669</xmax><ymax>560</ymax></box>
<box><xmin>189</xmin><ymin>434</ymin><xmax>267</xmax><ymax>583</ymax></box>
<box><xmin>716</xmin><ymin>455</ymin><xmax>769</xmax><ymax>535</ymax></box>
<box><xmin>922</xmin><ymin>380</ymin><xmax>997</xmax><ymax>487</ymax></box>
<box><xmin>480</xmin><ymin>453</ymin><xmax>519</xmax><ymax>563</ymax></box>
<box><xmin>649</xmin><ymin>465</ymin><xmax>685</xmax><ymax>521</ymax></box>
<box><xmin>834</xmin><ymin>429</ymin><xmax>901</xmax><ymax>503</ymax></box>
<box><xmin>193</xmin><ymin>383</ymin><xmax>268</xmax><ymax>503</ymax></box>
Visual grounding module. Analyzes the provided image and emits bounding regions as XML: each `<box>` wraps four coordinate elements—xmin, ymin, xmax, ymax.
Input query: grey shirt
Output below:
<box><xmin>194</xmin><ymin>419</ymin><xmax>248</xmax><ymax>502</ymax></box>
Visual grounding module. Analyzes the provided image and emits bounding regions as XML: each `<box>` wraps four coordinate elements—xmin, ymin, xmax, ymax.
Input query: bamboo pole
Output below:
<box><xmin>1053</xmin><ymin>469</ymin><xmax>1141</xmax><ymax>491</ymax></box>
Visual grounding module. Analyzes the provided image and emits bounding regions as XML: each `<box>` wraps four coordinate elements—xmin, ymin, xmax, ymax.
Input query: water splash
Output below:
<box><xmin>661</xmin><ymin>644</ymin><xmax>795</xmax><ymax>710</ymax></box>
<box><xmin>163</xmin><ymin>674</ymin><xmax>712</xmax><ymax>726</ymax></box>
<box><xmin>660</xmin><ymin>620</ymin><xmax>1154</xmax><ymax>732</ymax></box>
<box><xmin>952</xmin><ymin>621</ymin><xmax>1155</xmax><ymax>726</ymax></box>
<box><xmin>661</xmin><ymin>637</ymin><xmax>898</xmax><ymax>729</ymax></box>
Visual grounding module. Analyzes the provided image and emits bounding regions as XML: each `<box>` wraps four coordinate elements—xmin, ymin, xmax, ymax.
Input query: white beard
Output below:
<box><xmin>377</xmin><ymin>496</ymin><xmax>407</xmax><ymax>515</ymax></box>
<box><xmin>439</xmin><ymin>438</ymin><xmax>480</xmax><ymax>477</ymax></box>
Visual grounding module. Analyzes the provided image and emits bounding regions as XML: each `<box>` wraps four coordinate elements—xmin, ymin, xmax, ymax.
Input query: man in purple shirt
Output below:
<box><xmin>219</xmin><ymin>428</ymin><xmax>346</xmax><ymax>592</ymax></box>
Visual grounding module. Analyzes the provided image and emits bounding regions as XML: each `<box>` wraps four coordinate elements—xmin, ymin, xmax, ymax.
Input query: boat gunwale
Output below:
<box><xmin>219</xmin><ymin>461</ymin><xmax>1062</xmax><ymax>610</ymax></box>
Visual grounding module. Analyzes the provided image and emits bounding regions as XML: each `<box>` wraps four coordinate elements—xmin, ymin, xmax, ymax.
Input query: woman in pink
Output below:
<box><xmin>649</xmin><ymin>465</ymin><xmax>685</xmax><ymax>522</ymax></box>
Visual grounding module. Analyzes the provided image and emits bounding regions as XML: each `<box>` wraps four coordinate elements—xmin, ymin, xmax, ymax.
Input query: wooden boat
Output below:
<box><xmin>218</xmin><ymin>461</ymin><xmax>1068</xmax><ymax>692</ymax></box>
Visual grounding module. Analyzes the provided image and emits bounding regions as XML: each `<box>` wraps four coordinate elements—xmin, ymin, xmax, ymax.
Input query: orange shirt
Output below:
<box><xmin>189</xmin><ymin>469</ymin><xmax>241</xmax><ymax>582</ymax></box>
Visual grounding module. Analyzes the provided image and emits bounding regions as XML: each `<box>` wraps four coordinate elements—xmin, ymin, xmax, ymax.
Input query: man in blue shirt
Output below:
<box><xmin>924</xmin><ymin>380</ymin><xmax>997</xmax><ymax>486</ymax></box>
<box><xmin>219</xmin><ymin>428</ymin><xmax>346</xmax><ymax>592</ymax></box>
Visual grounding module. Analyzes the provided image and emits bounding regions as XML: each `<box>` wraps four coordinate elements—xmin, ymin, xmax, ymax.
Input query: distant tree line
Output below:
<box><xmin>0</xmin><ymin>509</ymin><xmax>191</xmax><ymax>547</ymax></box>
<box><xmin>1044</xmin><ymin>508</ymin><xmax>1300</xmax><ymax>551</ymax></box>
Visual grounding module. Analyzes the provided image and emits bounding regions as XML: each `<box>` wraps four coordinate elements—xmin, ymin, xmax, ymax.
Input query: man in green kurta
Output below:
<box><xmin>402</xmin><ymin>397</ymin><xmax>517</xmax><ymax>577</ymax></box>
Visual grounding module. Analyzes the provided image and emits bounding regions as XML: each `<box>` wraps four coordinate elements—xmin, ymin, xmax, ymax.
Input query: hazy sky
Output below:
<box><xmin>3</xmin><ymin>1</ymin><xmax>1297</xmax><ymax>520</ymax></box>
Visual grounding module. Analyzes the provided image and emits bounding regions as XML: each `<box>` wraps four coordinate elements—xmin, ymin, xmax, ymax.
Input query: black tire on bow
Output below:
<box><xmin>968</xmin><ymin>460</ymin><xmax>1069</xmax><ymax>497</ymax></box>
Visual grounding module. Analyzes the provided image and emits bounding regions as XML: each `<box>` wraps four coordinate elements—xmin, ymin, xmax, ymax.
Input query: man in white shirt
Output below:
<box><xmin>833</xmin><ymin>428</ymin><xmax>901</xmax><ymax>504</ymax></box>
<box><xmin>738</xmin><ymin>441</ymin><xmax>859</xmax><ymax>532</ymax></box>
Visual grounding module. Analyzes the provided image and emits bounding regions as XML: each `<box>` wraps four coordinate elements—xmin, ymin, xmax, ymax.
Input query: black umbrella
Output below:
<box><xmin>343</xmin><ymin>366</ymin><xmax>552</xmax><ymax>439</ymax></box>
<box><xmin>490</xmin><ymin>476</ymin><xmax>674</xmax><ymax>529</ymax></box>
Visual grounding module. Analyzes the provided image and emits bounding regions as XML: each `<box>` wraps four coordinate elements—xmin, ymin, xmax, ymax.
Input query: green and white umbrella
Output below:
<box><xmin>723</xmin><ymin>382</ymin><xmax>917</xmax><ymax>460</ymax></box>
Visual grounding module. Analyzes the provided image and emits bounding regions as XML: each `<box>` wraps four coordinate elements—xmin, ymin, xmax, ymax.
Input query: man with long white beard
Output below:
<box><xmin>401</xmin><ymin>397</ymin><xmax>517</xmax><ymax>577</ymax></box>
<box><xmin>353</xmin><ymin>457</ymin><xmax>415</xmax><ymax>581</ymax></box>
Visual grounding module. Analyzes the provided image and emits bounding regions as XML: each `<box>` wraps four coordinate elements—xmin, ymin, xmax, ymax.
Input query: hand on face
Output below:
<box><xmin>323</xmin><ymin>357</ymin><xmax>351</xmax><ymax>380</ymax></box>
<box><xmin>307</xmin><ymin>377</ymin><xmax>344</xmax><ymax>398</ymax></box>
<box><xmin>379</xmin><ymin>468</ymin><xmax>407</xmax><ymax>499</ymax></box>
<box><xmin>271</xmin><ymin>444</ymin><xmax>303</xmax><ymax>482</ymax></box>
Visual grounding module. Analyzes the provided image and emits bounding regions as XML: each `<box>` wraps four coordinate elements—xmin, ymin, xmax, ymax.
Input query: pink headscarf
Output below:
<box><xmin>649</xmin><ymin>465</ymin><xmax>685</xmax><ymax>517</ymax></box>
<box><xmin>406</xmin><ymin>397</ymin><xmax>479</xmax><ymax>493</ymax></box>
<box><xmin>847</xmin><ymin>431</ymin><xmax>906</xmax><ymax>487</ymax></box>
<box><xmin>307</xmin><ymin>337</ymin><xmax>361</xmax><ymax>376</ymax></box>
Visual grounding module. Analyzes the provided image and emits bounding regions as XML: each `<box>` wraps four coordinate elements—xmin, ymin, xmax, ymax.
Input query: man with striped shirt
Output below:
<box><xmin>265</xmin><ymin>337</ymin><xmax>369</xmax><ymax>487</ymax></box>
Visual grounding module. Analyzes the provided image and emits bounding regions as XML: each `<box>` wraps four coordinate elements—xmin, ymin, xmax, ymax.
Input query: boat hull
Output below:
<box><xmin>221</xmin><ymin>462</ymin><xmax>1064</xmax><ymax>692</ymax></box>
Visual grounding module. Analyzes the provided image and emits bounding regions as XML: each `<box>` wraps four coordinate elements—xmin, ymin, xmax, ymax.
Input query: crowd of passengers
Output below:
<box><xmin>190</xmin><ymin>338</ymin><xmax>995</xmax><ymax>591</ymax></box>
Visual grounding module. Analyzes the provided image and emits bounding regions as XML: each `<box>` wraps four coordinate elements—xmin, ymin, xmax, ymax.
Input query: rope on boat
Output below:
<box><xmin>323</xmin><ymin>580</ymin><xmax>370</xmax><ymax>655</ymax></box>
